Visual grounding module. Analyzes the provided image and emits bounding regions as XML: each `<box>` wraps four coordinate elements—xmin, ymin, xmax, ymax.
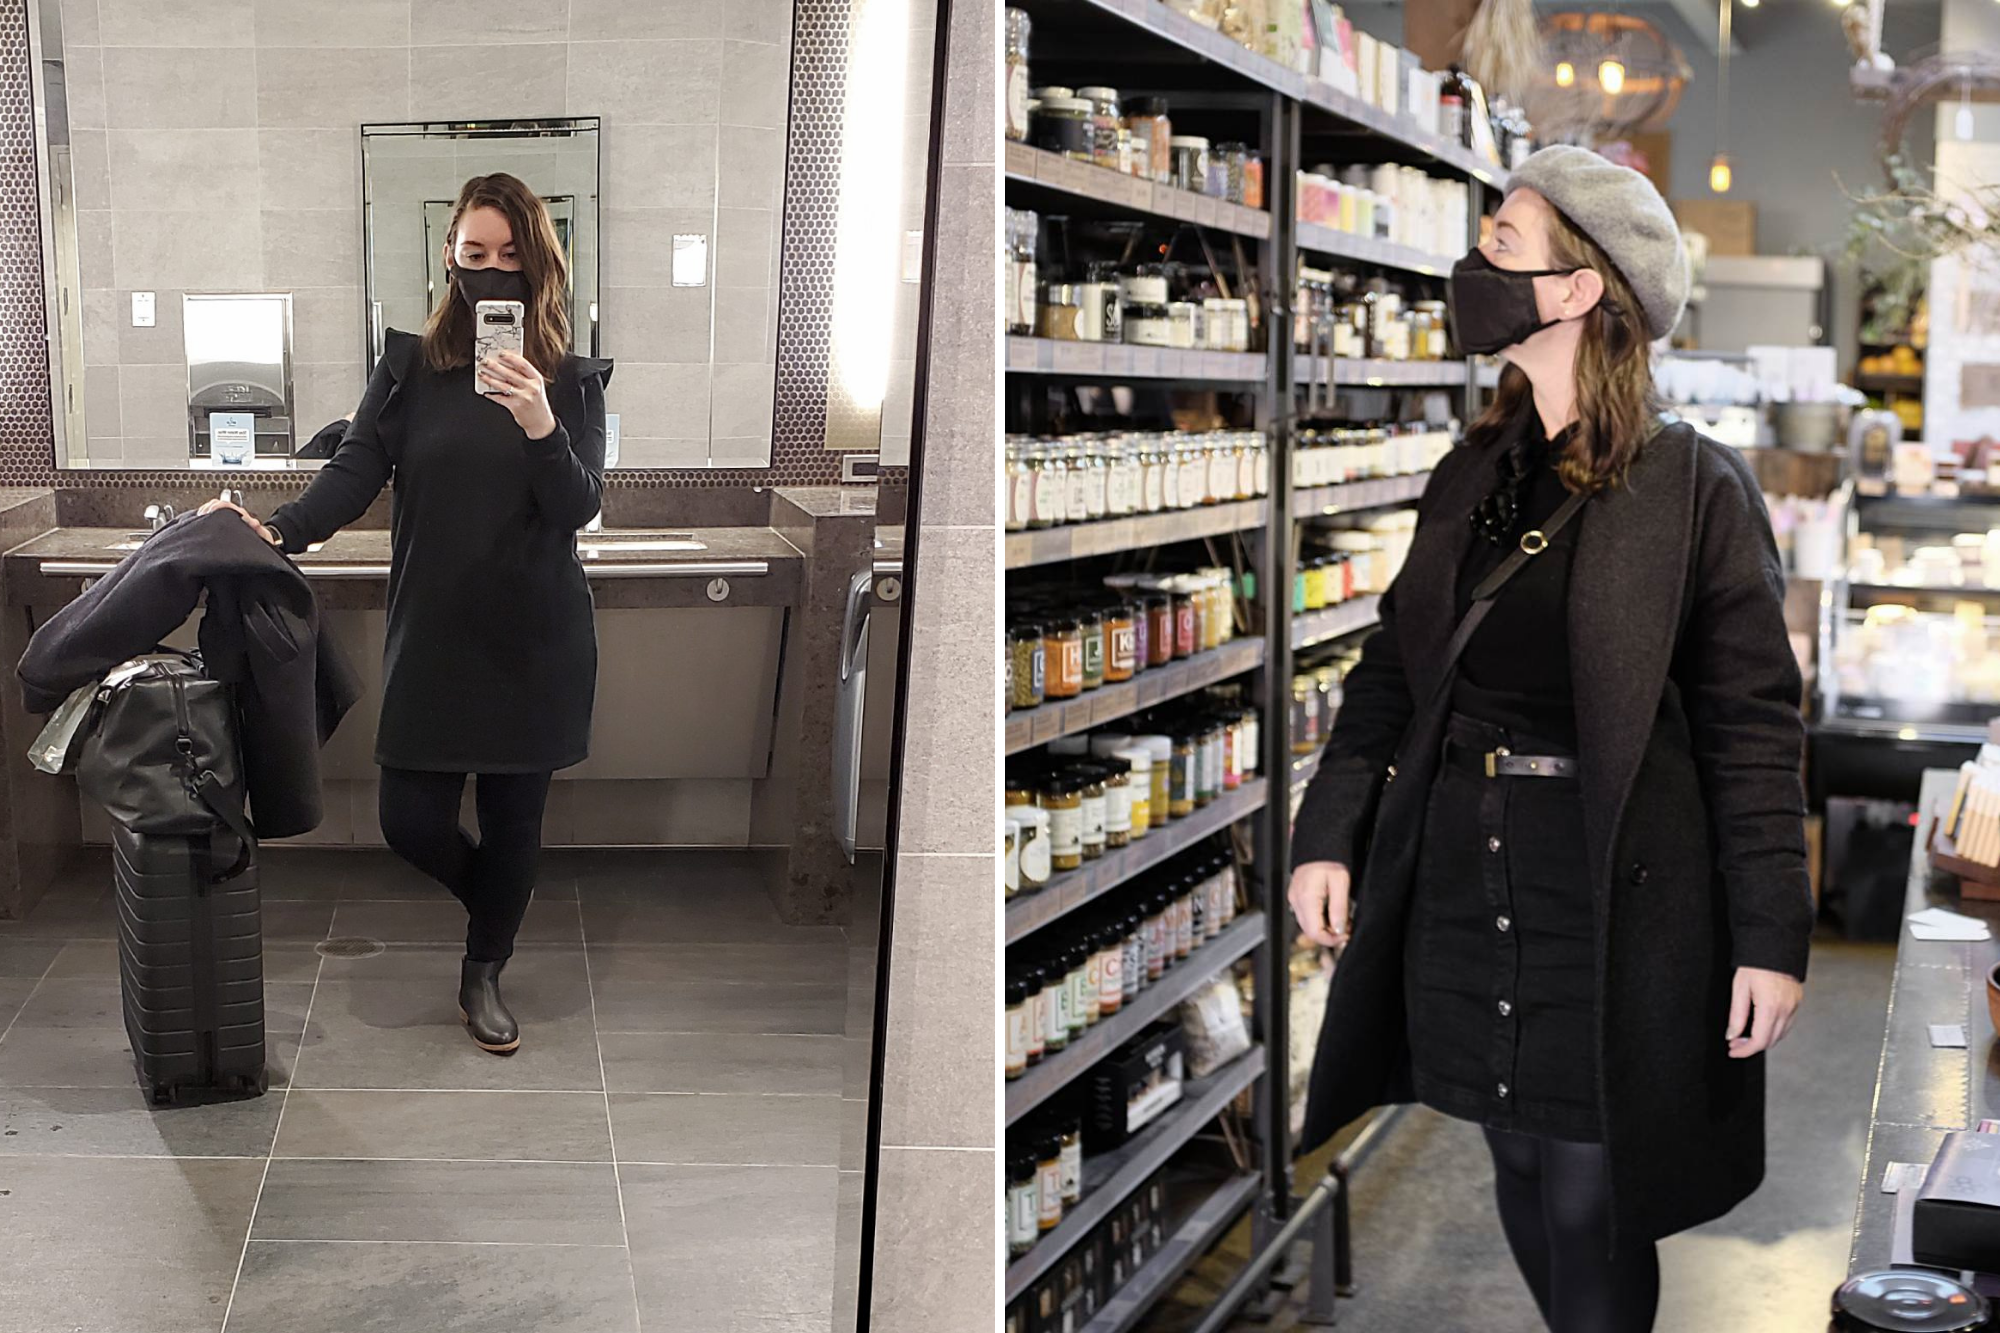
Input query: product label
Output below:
<box><xmin>1004</xmin><ymin>826</ymin><xmax>1021</xmax><ymax>892</ymax></box>
<box><xmin>1102</xmin><ymin>947</ymin><xmax>1124</xmax><ymax>994</ymax></box>
<box><xmin>1057</xmin><ymin>638</ymin><xmax>1082</xmax><ymax>690</ymax></box>
<box><xmin>1020</xmin><ymin>825</ymin><xmax>1050</xmax><ymax>884</ymax></box>
<box><xmin>1038</xmin><ymin>1162</ymin><xmax>1063</xmax><ymax>1225</ymax></box>
<box><xmin>1010</xmin><ymin>472</ymin><xmax>1033</xmax><ymax>529</ymax></box>
<box><xmin>1144</xmin><ymin>465</ymin><xmax>1165</xmax><ymax>512</ymax></box>
<box><xmin>1209</xmin><ymin>453</ymin><xmax>1232</xmax><ymax>501</ymax></box>
<box><xmin>1065</xmin><ymin>469</ymin><xmax>1089</xmax><ymax>520</ymax></box>
<box><xmin>1105</xmin><ymin>783</ymin><xmax>1131</xmax><ymax>834</ymax></box>
<box><xmin>1080</xmin><ymin>632</ymin><xmax>1104</xmax><ymax>683</ymax></box>
<box><xmin>1080</xmin><ymin>793</ymin><xmax>1106</xmax><ymax>845</ymax></box>
<box><xmin>1006</xmin><ymin>1006</ymin><xmax>1030</xmax><ymax>1067</ymax></box>
<box><xmin>1109</xmin><ymin>624</ymin><xmax>1137</xmax><ymax>672</ymax></box>
<box><xmin>1029</xmin><ymin>991</ymin><xmax>1049</xmax><ymax>1053</ymax></box>
<box><xmin>1013</xmin><ymin>260</ymin><xmax>1037</xmax><ymax>332</ymax></box>
<box><xmin>1029</xmin><ymin>645</ymin><xmax>1045</xmax><ymax>700</ymax></box>
<box><xmin>1010</xmin><ymin>1185</ymin><xmax>1038</xmax><ymax>1245</ymax></box>
<box><xmin>1182</xmin><ymin>458</ymin><xmax>1207</xmax><ymax>505</ymax></box>
<box><xmin>1004</xmin><ymin>262</ymin><xmax>1020</xmax><ymax>337</ymax></box>
<box><xmin>1053</xmin><ymin>976</ymin><xmax>1074</xmax><ymax>1035</ymax></box>
<box><xmin>1006</xmin><ymin>64</ymin><xmax>1029</xmax><ymax>141</ymax></box>
<box><xmin>1084</xmin><ymin>466</ymin><xmax>1108</xmax><ymax>518</ymax></box>
<box><xmin>1048</xmin><ymin>802</ymin><xmax>1082</xmax><ymax>856</ymax></box>
<box><xmin>1059</xmin><ymin>1141</ymin><xmax>1082</xmax><ymax>1200</ymax></box>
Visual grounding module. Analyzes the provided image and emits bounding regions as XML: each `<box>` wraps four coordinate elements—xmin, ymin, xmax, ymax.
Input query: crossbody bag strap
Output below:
<box><xmin>1425</xmin><ymin>411</ymin><xmax>1679</xmax><ymax>711</ymax></box>
<box><xmin>1427</xmin><ymin>487</ymin><xmax>1590</xmax><ymax>710</ymax></box>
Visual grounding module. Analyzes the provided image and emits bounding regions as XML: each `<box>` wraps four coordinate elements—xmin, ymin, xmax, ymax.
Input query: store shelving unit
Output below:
<box><xmin>1007</xmin><ymin>1046</ymin><xmax>1270</xmax><ymax>1301</ymax></box>
<box><xmin>1003</xmin><ymin>0</ymin><xmax>1502</xmax><ymax>1322</ymax></box>
<box><xmin>1005</xmin><ymin>637</ymin><xmax>1267</xmax><ymax>755</ymax></box>
<box><xmin>1006</xmin><ymin>499</ymin><xmax>1270</xmax><ymax>569</ymax></box>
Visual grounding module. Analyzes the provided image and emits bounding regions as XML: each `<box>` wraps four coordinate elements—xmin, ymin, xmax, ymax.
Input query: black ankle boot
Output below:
<box><xmin>458</xmin><ymin>957</ymin><xmax>520</xmax><ymax>1054</ymax></box>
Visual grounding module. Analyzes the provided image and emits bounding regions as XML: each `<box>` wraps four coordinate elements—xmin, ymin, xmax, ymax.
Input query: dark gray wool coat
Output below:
<box><xmin>1292</xmin><ymin>421</ymin><xmax>1815</xmax><ymax>1256</ymax></box>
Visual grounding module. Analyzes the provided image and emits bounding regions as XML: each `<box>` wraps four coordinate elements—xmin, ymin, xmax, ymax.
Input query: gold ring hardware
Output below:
<box><xmin>1519</xmin><ymin>530</ymin><xmax>1549</xmax><ymax>555</ymax></box>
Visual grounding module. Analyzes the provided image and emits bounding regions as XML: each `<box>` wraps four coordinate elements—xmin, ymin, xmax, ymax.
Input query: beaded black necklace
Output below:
<box><xmin>1468</xmin><ymin>419</ymin><xmax>1565</xmax><ymax>547</ymax></box>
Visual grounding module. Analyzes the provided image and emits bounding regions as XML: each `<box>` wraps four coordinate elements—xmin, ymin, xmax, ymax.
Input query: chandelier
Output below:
<box><xmin>1529</xmin><ymin>13</ymin><xmax>1691</xmax><ymax>143</ymax></box>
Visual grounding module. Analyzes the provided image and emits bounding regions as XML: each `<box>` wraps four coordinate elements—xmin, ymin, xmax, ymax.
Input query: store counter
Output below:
<box><xmin>1847</xmin><ymin>767</ymin><xmax>2000</xmax><ymax>1279</ymax></box>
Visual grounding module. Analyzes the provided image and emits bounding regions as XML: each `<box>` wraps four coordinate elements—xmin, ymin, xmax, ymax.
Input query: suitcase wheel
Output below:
<box><xmin>148</xmin><ymin>1082</ymin><xmax>176</xmax><ymax>1107</ymax></box>
<box><xmin>233</xmin><ymin>1072</ymin><xmax>269</xmax><ymax>1097</ymax></box>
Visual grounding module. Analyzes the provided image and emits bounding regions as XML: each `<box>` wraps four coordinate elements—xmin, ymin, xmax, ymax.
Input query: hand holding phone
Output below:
<box><xmin>474</xmin><ymin>299</ymin><xmax>526</xmax><ymax>396</ymax></box>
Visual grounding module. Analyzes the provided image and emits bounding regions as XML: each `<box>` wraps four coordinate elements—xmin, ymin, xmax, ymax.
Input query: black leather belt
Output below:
<box><xmin>1444</xmin><ymin>738</ymin><xmax>1578</xmax><ymax>779</ymax></box>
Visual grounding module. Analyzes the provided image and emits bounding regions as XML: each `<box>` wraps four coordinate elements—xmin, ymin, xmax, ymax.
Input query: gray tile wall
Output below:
<box><xmin>868</xmin><ymin>0</ymin><xmax>996</xmax><ymax>1325</ymax></box>
<box><xmin>58</xmin><ymin>0</ymin><xmax>789</xmax><ymax>470</ymax></box>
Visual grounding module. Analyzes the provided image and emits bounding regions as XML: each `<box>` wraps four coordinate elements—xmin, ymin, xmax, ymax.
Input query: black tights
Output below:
<box><xmin>1481</xmin><ymin>1125</ymin><xmax>1660</xmax><ymax>1333</ymax></box>
<box><xmin>378</xmin><ymin>767</ymin><xmax>553</xmax><ymax>963</ymax></box>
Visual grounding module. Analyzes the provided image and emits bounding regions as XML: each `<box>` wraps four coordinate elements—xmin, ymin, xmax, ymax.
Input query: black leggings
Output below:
<box><xmin>378</xmin><ymin>767</ymin><xmax>553</xmax><ymax>963</ymax></box>
<box><xmin>1481</xmin><ymin>1125</ymin><xmax>1660</xmax><ymax>1333</ymax></box>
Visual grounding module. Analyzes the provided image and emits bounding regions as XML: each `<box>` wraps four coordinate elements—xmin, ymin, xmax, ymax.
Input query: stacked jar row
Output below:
<box><xmin>1294</xmin><ymin>267</ymin><xmax>1450</xmax><ymax>362</ymax></box>
<box><xmin>1297</xmin><ymin>164</ymin><xmax>1469</xmax><ymax>261</ymax></box>
<box><xmin>1003</xmin><ymin>840</ymin><xmax>1240</xmax><ymax>1082</ymax></box>
<box><xmin>1003</xmin><ymin>431</ymin><xmax>1269</xmax><ymax>533</ymax></box>
<box><xmin>1004</xmin><ymin>217</ymin><xmax>1255</xmax><ymax>352</ymax></box>
<box><xmin>1292</xmin><ymin>424</ymin><xmax>1453</xmax><ymax>490</ymax></box>
<box><xmin>1289</xmin><ymin>651</ymin><xmax>1359</xmax><ymax>757</ymax></box>
<box><xmin>1006</xmin><ymin>571</ymin><xmax>1237</xmax><ymax>713</ymax></box>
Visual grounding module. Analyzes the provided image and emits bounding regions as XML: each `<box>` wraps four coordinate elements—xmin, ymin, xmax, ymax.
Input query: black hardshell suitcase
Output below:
<box><xmin>112</xmin><ymin>820</ymin><xmax>268</xmax><ymax>1103</ymax></box>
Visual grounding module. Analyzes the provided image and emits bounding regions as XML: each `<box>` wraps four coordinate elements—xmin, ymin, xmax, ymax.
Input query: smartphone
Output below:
<box><xmin>474</xmin><ymin>299</ymin><xmax>525</xmax><ymax>395</ymax></box>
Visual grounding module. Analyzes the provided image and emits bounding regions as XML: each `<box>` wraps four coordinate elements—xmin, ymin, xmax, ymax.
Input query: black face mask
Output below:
<box><xmin>449</xmin><ymin>262</ymin><xmax>531</xmax><ymax>311</ymax></box>
<box><xmin>1446</xmin><ymin>248</ymin><xmax>1579</xmax><ymax>355</ymax></box>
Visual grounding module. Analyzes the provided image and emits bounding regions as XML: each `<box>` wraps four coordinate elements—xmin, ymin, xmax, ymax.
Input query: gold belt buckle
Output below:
<box><xmin>1483</xmin><ymin>745</ymin><xmax>1510</xmax><ymax>778</ymax></box>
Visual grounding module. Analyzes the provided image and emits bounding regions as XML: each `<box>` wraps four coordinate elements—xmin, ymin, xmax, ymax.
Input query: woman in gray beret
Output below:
<box><xmin>1288</xmin><ymin>145</ymin><xmax>1811</xmax><ymax>1331</ymax></box>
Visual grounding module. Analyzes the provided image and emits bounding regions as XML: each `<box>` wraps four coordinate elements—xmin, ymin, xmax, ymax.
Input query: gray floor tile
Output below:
<box><xmin>46</xmin><ymin>938</ymin><xmax>324</xmax><ymax>984</ymax></box>
<box><xmin>586</xmin><ymin>942</ymin><xmax>849</xmax><ymax>989</ymax></box>
<box><xmin>592</xmin><ymin>982</ymin><xmax>847</xmax><ymax>1035</ymax></box>
<box><xmin>329</xmin><ymin>897</ymin><xmax>583</xmax><ymax>945</ymax></box>
<box><xmin>0</xmin><ymin>1155</ymin><xmax>263</xmax><ymax>1333</ymax></box>
<box><xmin>0</xmin><ymin>982</ymin><xmax>312</xmax><ymax>1090</ymax></box>
<box><xmin>225</xmin><ymin>1240</ymin><xmax>640</xmax><ymax>1333</ymax></box>
<box><xmin>251</xmin><ymin>1158</ymin><xmax>626</xmax><ymax>1244</ymax></box>
<box><xmin>290</xmin><ymin>951</ymin><xmax>603</xmax><ymax>1092</ymax></box>
<box><xmin>0</xmin><ymin>1083</ymin><xmax>282</xmax><ymax>1157</ymax></box>
<box><xmin>0</xmin><ymin>940</ymin><xmax>60</xmax><ymax>978</ymax></box>
<box><xmin>264</xmin><ymin>899</ymin><xmax>337</xmax><ymax>943</ymax></box>
<box><xmin>558</xmin><ymin>848</ymin><xmax>781</xmax><ymax>898</ymax></box>
<box><xmin>0</xmin><ymin>978</ymin><xmax>39</xmax><ymax>1032</ymax></box>
<box><xmin>610</xmin><ymin>1092</ymin><xmax>840</xmax><ymax>1166</ymax></box>
<box><xmin>623</xmin><ymin>1163</ymin><xmax>838</xmax><ymax>1330</ymax></box>
<box><xmin>578</xmin><ymin>897</ymin><xmax>816</xmax><ymax>947</ymax></box>
<box><xmin>274</xmin><ymin>1089</ymin><xmax>613</xmax><ymax>1162</ymax></box>
<box><xmin>599</xmin><ymin>1032</ymin><xmax>845</xmax><ymax>1095</ymax></box>
<box><xmin>10</xmin><ymin>977</ymin><xmax>128</xmax><ymax>1028</ymax></box>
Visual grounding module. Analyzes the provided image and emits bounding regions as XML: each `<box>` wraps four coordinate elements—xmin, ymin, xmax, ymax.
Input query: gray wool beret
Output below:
<box><xmin>1506</xmin><ymin>144</ymin><xmax>1689</xmax><ymax>340</ymax></box>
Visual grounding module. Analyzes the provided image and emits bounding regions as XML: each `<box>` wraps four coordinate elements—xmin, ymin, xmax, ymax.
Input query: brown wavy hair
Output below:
<box><xmin>1465</xmin><ymin>202</ymin><xmax>1662</xmax><ymax>493</ymax></box>
<box><xmin>420</xmin><ymin>173</ymin><xmax>571</xmax><ymax>381</ymax></box>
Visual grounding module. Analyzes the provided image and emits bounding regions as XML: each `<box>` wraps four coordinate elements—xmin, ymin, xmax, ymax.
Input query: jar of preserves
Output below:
<box><xmin>1101</xmin><ymin>758</ymin><xmax>1132</xmax><ymax>849</ymax></box>
<box><xmin>1415</xmin><ymin>299</ymin><xmax>1449</xmax><ymax>359</ymax></box>
<box><xmin>1004</xmin><ymin>9</ymin><xmax>1032</xmax><ymax>143</ymax></box>
<box><xmin>1005</xmin><ymin>437</ymin><xmax>1033</xmax><ymax>532</ymax></box>
<box><xmin>1103</xmin><ymin>602</ymin><xmax>1136</xmax><ymax>683</ymax></box>
<box><xmin>1077</xmin><ymin>768</ymin><xmax>1107</xmax><ymax>862</ymax></box>
<box><xmin>1120</xmin><ymin>915</ymin><xmax>1144</xmax><ymax>1002</ymax></box>
<box><xmin>1169</xmin><ymin>135</ymin><xmax>1209</xmax><ymax>193</ymax></box>
<box><xmin>1169</xmin><ymin>733</ymin><xmax>1197</xmax><ymax>817</ymax></box>
<box><xmin>1077</xmin><ymin>606</ymin><xmax>1105</xmax><ymax>692</ymax></box>
<box><xmin>1028</xmin><ymin>441</ymin><xmax>1066</xmax><ymax>528</ymax></box>
<box><xmin>1139</xmin><ymin>437</ymin><xmax>1168</xmax><ymax>513</ymax></box>
<box><xmin>1081</xmin><ymin>441</ymin><xmax>1109</xmax><ymax>519</ymax></box>
<box><xmin>1045</xmin><ymin>616</ymin><xmax>1084</xmax><ymax>700</ymax></box>
<box><xmin>1122</xmin><ymin>301</ymin><xmax>1171</xmax><ymax>348</ymax></box>
<box><xmin>1115</xmin><ymin>746</ymin><xmax>1152</xmax><ymax>837</ymax></box>
<box><xmin>1041</xmin><ymin>772</ymin><xmax>1082</xmax><ymax>872</ymax></box>
<box><xmin>1242</xmin><ymin>150</ymin><xmax>1264</xmax><ymax>209</ymax></box>
<box><xmin>1124</xmin><ymin>97</ymin><xmax>1172</xmax><ymax>183</ymax></box>
<box><xmin>1033</xmin><ymin>95</ymin><xmax>1092</xmax><ymax>160</ymax></box>
<box><xmin>1016</xmin><ymin>805</ymin><xmax>1051</xmax><ymax>891</ymax></box>
<box><xmin>1008</xmin><ymin>620</ymin><xmax>1045</xmax><ymax>710</ymax></box>
<box><xmin>1096</xmin><ymin>925</ymin><xmax>1124</xmax><ymax>1015</ymax></box>
<box><xmin>1213</xmin><ymin>141</ymin><xmax>1248</xmax><ymax>203</ymax></box>
<box><xmin>1076</xmin><ymin>86</ymin><xmax>1123</xmax><ymax>171</ymax></box>
<box><xmin>1005</xmin><ymin>208</ymin><xmax>1038</xmax><ymax>336</ymax></box>
<box><xmin>1142</xmin><ymin>593</ymin><xmax>1174</xmax><ymax>667</ymax></box>
<box><xmin>1005</xmin><ymin>978</ymin><xmax>1032</xmax><ymax>1083</ymax></box>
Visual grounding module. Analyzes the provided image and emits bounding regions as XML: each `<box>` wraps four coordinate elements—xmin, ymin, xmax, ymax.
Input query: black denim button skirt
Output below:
<box><xmin>1404</xmin><ymin>712</ymin><xmax>1602</xmax><ymax>1143</ymax></box>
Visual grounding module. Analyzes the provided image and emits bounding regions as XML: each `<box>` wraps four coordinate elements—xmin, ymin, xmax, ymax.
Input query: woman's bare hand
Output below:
<box><xmin>196</xmin><ymin>497</ymin><xmax>276</xmax><ymax>545</ymax></box>
<box><xmin>481</xmin><ymin>350</ymin><xmax>557</xmax><ymax>441</ymax></box>
<box><xmin>1725</xmin><ymin>966</ymin><xmax>1804</xmax><ymax>1058</ymax></box>
<box><xmin>1289</xmin><ymin>860</ymin><xmax>1352</xmax><ymax>949</ymax></box>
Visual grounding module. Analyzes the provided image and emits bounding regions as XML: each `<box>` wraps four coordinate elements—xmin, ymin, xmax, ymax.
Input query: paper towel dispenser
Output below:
<box><xmin>183</xmin><ymin>293</ymin><xmax>295</xmax><ymax>461</ymax></box>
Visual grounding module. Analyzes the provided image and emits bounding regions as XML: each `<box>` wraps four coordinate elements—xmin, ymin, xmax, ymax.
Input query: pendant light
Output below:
<box><xmin>1709</xmin><ymin>0</ymin><xmax>1733</xmax><ymax>193</ymax></box>
<box><xmin>1598</xmin><ymin>55</ymin><xmax>1626</xmax><ymax>94</ymax></box>
<box><xmin>1556</xmin><ymin>60</ymin><xmax>1576</xmax><ymax>88</ymax></box>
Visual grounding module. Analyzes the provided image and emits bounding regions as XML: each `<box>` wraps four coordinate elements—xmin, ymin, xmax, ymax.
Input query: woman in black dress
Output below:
<box><xmin>1288</xmin><ymin>147</ymin><xmax>1811</xmax><ymax>1331</ymax></box>
<box><xmin>205</xmin><ymin>173</ymin><xmax>612</xmax><ymax>1056</ymax></box>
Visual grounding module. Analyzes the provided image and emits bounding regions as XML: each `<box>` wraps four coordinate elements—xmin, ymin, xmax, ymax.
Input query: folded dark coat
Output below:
<box><xmin>16</xmin><ymin>510</ymin><xmax>363</xmax><ymax>838</ymax></box>
<box><xmin>1291</xmin><ymin>422</ymin><xmax>1815</xmax><ymax>1258</ymax></box>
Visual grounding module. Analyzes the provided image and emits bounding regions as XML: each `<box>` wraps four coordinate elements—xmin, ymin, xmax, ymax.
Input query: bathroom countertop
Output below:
<box><xmin>4</xmin><ymin>524</ymin><xmax>810</xmax><ymax>609</ymax></box>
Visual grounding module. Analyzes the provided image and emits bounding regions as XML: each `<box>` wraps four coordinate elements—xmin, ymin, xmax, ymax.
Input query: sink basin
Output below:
<box><xmin>103</xmin><ymin>531</ymin><xmax>153</xmax><ymax>551</ymax></box>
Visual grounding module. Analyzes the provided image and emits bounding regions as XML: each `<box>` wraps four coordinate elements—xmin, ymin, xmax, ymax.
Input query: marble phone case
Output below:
<box><xmin>474</xmin><ymin>299</ymin><xmax>525</xmax><ymax>395</ymax></box>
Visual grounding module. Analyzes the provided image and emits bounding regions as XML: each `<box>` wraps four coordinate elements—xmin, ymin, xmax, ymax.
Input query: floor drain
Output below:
<box><xmin>316</xmin><ymin>937</ymin><xmax>385</xmax><ymax>959</ymax></box>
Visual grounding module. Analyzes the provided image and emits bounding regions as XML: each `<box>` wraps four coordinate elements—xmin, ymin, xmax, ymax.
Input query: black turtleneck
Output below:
<box><xmin>1449</xmin><ymin>414</ymin><xmax>1581</xmax><ymax>749</ymax></box>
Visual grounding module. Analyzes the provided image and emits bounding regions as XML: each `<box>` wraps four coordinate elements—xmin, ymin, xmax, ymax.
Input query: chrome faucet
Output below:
<box><xmin>143</xmin><ymin>502</ymin><xmax>177</xmax><ymax>531</ymax></box>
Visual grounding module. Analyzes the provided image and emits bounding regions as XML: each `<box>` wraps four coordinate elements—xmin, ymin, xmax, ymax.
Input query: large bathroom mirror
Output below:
<box><xmin>29</xmin><ymin>0</ymin><xmax>791</xmax><ymax>471</ymax></box>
